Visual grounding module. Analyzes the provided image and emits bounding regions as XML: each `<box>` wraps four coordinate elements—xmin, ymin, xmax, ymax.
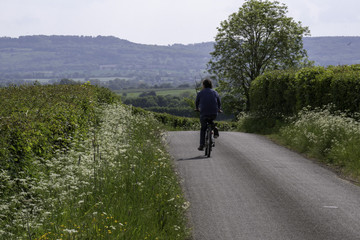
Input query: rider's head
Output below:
<box><xmin>202</xmin><ymin>78</ymin><xmax>213</xmax><ymax>89</ymax></box>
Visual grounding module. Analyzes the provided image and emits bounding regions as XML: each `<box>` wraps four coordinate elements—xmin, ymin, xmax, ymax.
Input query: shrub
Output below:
<box><xmin>330</xmin><ymin>70</ymin><xmax>360</xmax><ymax>113</ymax></box>
<box><xmin>0</xmin><ymin>103</ymin><xmax>190</xmax><ymax>239</ymax></box>
<box><xmin>0</xmin><ymin>83</ymin><xmax>118</xmax><ymax>177</ymax></box>
<box><xmin>279</xmin><ymin>107</ymin><xmax>360</xmax><ymax>168</ymax></box>
<box><xmin>249</xmin><ymin>64</ymin><xmax>360</xmax><ymax>117</ymax></box>
<box><xmin>250</xmin><ymin>70</ymin><xmax>296</xmax><ymax>116</ymax></box>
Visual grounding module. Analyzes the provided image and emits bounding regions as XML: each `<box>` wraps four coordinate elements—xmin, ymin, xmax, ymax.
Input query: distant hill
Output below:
<box><xmin>0</xmin><ymin>35</ymin><xmax>213</xmax><ymax>85</ymax></box>
<box><xmin>0</xmin><ymin>35</ymin><xmax>359</xmax><ymax>85</ymax></box>
<box><xmin>303</xmin><ymin>36</ymin><xmax>360</xmax><ymax>66</ymax></box>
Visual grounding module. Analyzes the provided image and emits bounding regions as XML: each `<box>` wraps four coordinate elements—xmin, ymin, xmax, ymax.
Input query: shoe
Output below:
<box><xmin>214</xmin><ymin>127</ymin><xmax>219</xmax><ymax>138</ymax></box>
<box><xmin>198</xmin><ymin>145</ymin><xmax>204</xmax><ymax>151</ymax></box>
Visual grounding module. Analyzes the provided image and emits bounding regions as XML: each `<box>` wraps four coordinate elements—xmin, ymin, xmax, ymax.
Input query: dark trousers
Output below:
<box><xmin>200</xmin><ymin>115</ymin><xmax>217</xmax><ymax>146</ymax></box>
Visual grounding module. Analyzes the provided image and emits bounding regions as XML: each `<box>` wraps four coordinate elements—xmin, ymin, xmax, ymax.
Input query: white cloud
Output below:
<box><xmin>281</xmin><ymin>0</ymin><xmax>360</xmax><ymax>37</ymax></box>
<box><xmin>0</xmin><ymin>0</ymin><xmax>359</xmax><ymax>44</ymax></box>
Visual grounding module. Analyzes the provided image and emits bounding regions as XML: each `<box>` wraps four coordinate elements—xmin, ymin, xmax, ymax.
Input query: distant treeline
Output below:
<box><xmin>123</xmin><ymin>92</ymin><xmax>196</xmax><ymax>118</ymax></box>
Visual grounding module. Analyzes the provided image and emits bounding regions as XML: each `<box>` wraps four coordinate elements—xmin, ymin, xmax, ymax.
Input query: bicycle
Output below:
<box><xmin>204</xmin><ymin>118</ymin><xmax>216</xmax><ymax>158</ymax></box>
<box><xmin>195</xmin><ymin>109</ymin><xmax>221</xmax><ymax>157</ymax></box>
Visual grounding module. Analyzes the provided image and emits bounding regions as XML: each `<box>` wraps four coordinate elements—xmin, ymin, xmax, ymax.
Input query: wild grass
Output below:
<box><xmin>237</xmin><ymin>106</ymin><xmax>360</xmax><ymax>180</ymax></box>
<box><xmin>0</xmin><ymin>86</ymin><xmax>189</xmax><ymax>239</ymax></box>
<box><xmin>277</xmin><ymin>107</ymin><xmax>360</xmax><ymax>178</ymax></box>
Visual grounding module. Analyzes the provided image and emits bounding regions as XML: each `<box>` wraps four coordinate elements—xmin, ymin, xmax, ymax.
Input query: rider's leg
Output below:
<box><xmin>199</xmin><ymin>116</ymin><xmax>207</xmax><ymax>150</ymax></box>
<box><xmin>208</xmin><ymin>115</ymin><xmax>219</xmax><ymax>138</ymax></box>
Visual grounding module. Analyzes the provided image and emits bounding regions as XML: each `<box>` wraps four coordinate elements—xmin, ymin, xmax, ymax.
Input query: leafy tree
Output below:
<box><xmin>208</xmin><ymin>0</ymin><xmax>310</xmax><ymax>113</ymax></box>
<box><xmin>59</xmin><ymin>78</ymin><xmax>78</xmax><ymax>85</ymax></box>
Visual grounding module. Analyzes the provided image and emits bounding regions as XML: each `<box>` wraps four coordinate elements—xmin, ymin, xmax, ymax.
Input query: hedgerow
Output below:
<box><xmin>0</xmin><ymin>83</ymin><xmax>116</xmax><ymax>177</ymax></box>
<box><xmin>131</xmin><ymin>106</ymin><xmax>237</xmax><ymax>131</ymax></box>
<box><xmin>250</xmin><ymin>64</ymin><xmax>360</xmax><ymax>116</ymax></box>
<box><xmin>250</xmin><ymin>70</ymin><xmax>296</xmax><ymax>116</ymax></box>
<box><xmin>245</xmin><ymin>64</ymin><xmax>360</xmax><ymax>180</ymax></box>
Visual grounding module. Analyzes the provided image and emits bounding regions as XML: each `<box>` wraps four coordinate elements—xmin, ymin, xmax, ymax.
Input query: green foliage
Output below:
<box><xmin>250</xmin><ymin>70</ymin><xmax>297</xmax><ymax>116</ymax></box>
<box><xmin>250</xmin><ymin>64</ymin><xmax>360</xmax><ymax>116</ymax></box>
<box><xmin>237</xmin><ymin>112</ymin><xmax>286</xmax><ymax>134</ymax></box>
<box><xmin>245</xmin><ymin>65</ymin><xmax>360</xmax><ymax>180</ymax></box>
<box><xmin>0</xmin><ymin>83</ymin><xmax>117</xmax><ymax>177</ymax></box>
<box><xmin>131</xmin><ymin>106</ymin><xmax>237</xmax><ymax>131</ymax></box>
<box><xmin>294</xmin><ymin>66</ymin><xmax>332</xmax><ymax>110</ymax></box>
<box><xmin>330</xmin><ymin>68</ymin><xmax>360</xmax><ymax>113</ymax></box>
<box><xmin>123</xmin><ymin>90</ymin><xmax>201</xmax><ymax>118</ymax></box>
<box><xmin>278</xmin><ymin>107</ymin><xmax>360</xmax><ymax>178</ymax></box>
<box><xmin>237</xmin><ymin>107</ymin><xmax>360</xmax><ymax>180</ymax></box>
<box><xmin>0</xmin><ymin>103</ymin><xmax>190</xmax><ymax>239</ymax></box>
<box><xmin>208</xmin><ymin>0</ymin><xmax>309</xmax><ymax>112</ymax></box>
<box><xmin>146</xmin><ymin>107</ymin><xmax>196</xmax><ymax>118</ymax></box>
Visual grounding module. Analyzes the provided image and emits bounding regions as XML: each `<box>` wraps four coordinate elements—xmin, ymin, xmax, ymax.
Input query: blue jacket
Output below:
<box><xmin>195</xmin><ymin>88</ymin><xmax>221</xmax><ymax>117</ymax></box>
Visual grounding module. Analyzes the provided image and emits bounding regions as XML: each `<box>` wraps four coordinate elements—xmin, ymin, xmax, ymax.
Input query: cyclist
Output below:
<box><xmin>195</xmin><ymin>78</ymin><xmax>221</xmax><ymax>151</ymax></box>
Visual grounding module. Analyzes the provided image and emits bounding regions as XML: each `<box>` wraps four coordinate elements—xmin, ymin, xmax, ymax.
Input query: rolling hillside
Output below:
<box><xmin>0</xmin><ymin>35</ymin><xmax>359</xmax><ymax>85</ymax></box>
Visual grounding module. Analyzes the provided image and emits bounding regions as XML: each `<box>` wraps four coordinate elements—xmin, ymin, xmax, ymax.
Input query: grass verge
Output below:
<box><xmin>238</xmin><ymin>107</ymin><xmax>360</xmax><ymax>182</ymax></box>
<box><xmin>1</xmin><ymin>100</ymin><xmax>190</xmax><ymax>239</ymax></box>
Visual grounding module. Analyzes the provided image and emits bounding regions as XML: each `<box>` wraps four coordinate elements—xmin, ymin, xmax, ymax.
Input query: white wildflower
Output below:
<box><xmin>63</xmin><ymin>228</ymin><xmax>78</xmax><ymax>234</ymax></box>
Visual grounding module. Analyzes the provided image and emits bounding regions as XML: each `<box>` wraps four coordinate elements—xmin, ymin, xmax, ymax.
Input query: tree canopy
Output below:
<box><xmin>208</xmin><ymin>0</ymin><xmax>310</xmax><ymax>113</ymax></box>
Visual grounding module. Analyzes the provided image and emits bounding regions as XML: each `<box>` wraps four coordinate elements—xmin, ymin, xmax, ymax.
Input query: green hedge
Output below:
<box><xmin>250</xmin><ymin>70</ymin><xmax>296</xmax><ymax>116</ymax></box>
<box><xmin>295</xmin><ymin>66</ymin><xmax>331</xmax><ymax>110</ymax></box>
<box><xmin>131</xmin><ymin>106</ymin><xmax>237</xmax><ymax>131</ymax></box>
<box><xmin>250</xmin><ymin>64</ymin><xmax>360</xmax><ymax>116</ymax></box>
<box><xmin>0</xmin><ymin>83</ymin><xmax>117</xmax><ymax>176</ymax></box>
<box><xmin>144</xmin><ymin>106</ymin><xmax>195</xmax><ymax>118</ymax></box>
<box><xmin>330</xmin><ymin>69</ymin><xmax>360</xmax><ymax>113</ymax></box>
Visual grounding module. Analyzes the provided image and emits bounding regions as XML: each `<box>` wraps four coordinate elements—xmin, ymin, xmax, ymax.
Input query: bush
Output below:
<box><xmin>0</xmin><ymin>103</ymin><xmax>190</xmax><ymax>239</ymax></box>
<box><xmin>0</xmin><ymin>83</ymin><xmax>118</xmax><ymax>177</ymax></box>
<box><xmin>250</xmin><ymin>70</ymin><xmax>296</xmax><ymax>116</ymax></box>
<box><xmin>249</xmin><ymin>64</ymin><xmax>360</xmax><ymax>117</ymax></box>
<box><xmin>237</xmin><ymin>112</ymin><xmax>286</xmax><ymax>134</ymax></box>
<box><xmin>278</xmin><ymin>107</ymin><xmax>360</xmax><ymax>178</ymax></box>
<box><xmin>330</xmin><ymin>70</ymin><xmax>360</xmax><ymax>113</ymax></box>
<box><xmin>131</xmin><ymin>106</ymin><xmax>237</xmax><ymax>131</ymax></box>
<box><xmin>294</xmin><ymin>66</ymin><xmax>328</xmax><ymax>110</ymax></box>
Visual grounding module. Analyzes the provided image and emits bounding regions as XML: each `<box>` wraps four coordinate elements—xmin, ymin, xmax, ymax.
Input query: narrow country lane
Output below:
<box><xmin>166</xmin><ymin>131</ymin><xmax>360</xmax><ymax>240</ymax></box>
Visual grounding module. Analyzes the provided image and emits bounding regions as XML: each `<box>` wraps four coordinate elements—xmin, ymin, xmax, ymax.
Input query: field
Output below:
<box><xmin>117</xmin><ymin>88</ymin><xmax>195</xmax><ymax>98</ymax></box>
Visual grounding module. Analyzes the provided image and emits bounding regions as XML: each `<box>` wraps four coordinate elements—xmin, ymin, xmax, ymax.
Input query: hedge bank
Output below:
<box><xmin>250</xmin><ymin>64</ymin><xmax>360</xmax><ymax>116</ymax></box>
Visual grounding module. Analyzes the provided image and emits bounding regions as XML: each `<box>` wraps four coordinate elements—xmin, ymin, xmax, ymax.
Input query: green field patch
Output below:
<box><xmin>118</xmin><ymin>88</ymin><xmax>194</xmax><ymax>98</ymax></box>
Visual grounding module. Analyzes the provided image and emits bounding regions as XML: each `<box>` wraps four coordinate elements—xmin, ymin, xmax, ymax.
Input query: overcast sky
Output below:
<box><xmin>1</xmin><ymin>0</ymin><xmax>359</xmax><ymax>45</ymax></box>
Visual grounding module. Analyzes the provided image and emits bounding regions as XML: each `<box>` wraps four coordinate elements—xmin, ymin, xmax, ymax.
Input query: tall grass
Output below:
<box><xmin>277</xmin><ymin>107</ymin><xmax>360</xmax><ymax>178</ymax></box>
<box><xmin>237</xmin><ymin>106</ymin><xmax>360</xmax><ymax>180</ymax></box>
<box><xmin>0</xmin><ymin>86</ymin><xmax>189</xmax><ymax>239</ymax></box>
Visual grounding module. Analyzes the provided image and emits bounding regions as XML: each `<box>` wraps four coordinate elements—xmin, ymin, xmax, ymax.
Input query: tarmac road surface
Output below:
<box><xmin>166</xmin><ymin>131</ymin><xmax>360</xmax><ymax>240</ymax></box>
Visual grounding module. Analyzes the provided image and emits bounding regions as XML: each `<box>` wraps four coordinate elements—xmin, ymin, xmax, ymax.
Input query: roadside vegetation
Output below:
<box><xmin>238</xmin><ymin>64</ymin><xmax>360</xmax><ymax>181</ymax></box>
<box><xmin>278</xmin><ymin>107</ymin><xmax>360</xmax><ymax>179</ymax></box>
<box><xmin>0</xmin><ymin>84</ymin><xmax>189</xmax><ymax>239</ymax></box>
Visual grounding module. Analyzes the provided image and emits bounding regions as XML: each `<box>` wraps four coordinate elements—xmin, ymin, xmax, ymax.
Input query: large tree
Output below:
<box><xmin>208</xmin><ymin>0</ymin><xmax>310</xmax><ymax>113</ymax></box>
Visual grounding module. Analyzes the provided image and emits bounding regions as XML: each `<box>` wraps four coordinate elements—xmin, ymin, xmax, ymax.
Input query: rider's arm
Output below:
<box><xmin>195</xmin><ymin>92</ymin><xmax>200</xmax><ymax>111</ymax></box>
<box><xmin>216</xmin><ymin>92</ymin><xmax>221</xmax><ymax>112</ymax></box>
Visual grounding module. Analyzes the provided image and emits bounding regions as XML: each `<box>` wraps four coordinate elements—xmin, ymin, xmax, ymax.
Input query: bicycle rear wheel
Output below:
<box><xmin>205</xmin><ymin>127</ymin><xmax>212</xmax><ymax>157</ymax></box>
